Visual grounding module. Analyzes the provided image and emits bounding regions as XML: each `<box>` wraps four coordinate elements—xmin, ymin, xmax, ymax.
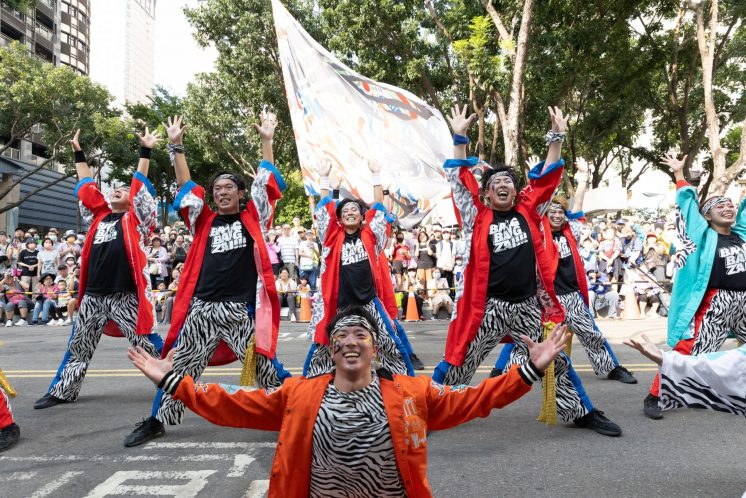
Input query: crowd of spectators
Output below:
<box><xmin>0</xmin><ymin>211</ymin><xmax>675</xmax><ymax>326</ymax></box>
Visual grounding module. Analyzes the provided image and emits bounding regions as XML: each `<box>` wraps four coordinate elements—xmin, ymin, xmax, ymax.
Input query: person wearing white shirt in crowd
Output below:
<box><xmin>427</xmin><ymin>269</ymin><xmax>454</xmax><ymax>319</ymax></box>
<box><xmin>57</xmin><ymin>230</ymin><xmax>81</xmax><ymax>263</ymax></box>
<box><xmin>298</xmin><ymin>229</ymin><xmax>320</xmax><ymax>290</ymax></box>
<box><xmin>277</xmin><ymin>224</ymin><xmax>299</xmax><ymax>279</ymax></box>
<box><xmin>434</xmin><ymin>229</ymin><xmax>455</xmax><ymax>288</ymax></box>
<box><xmin>276</xmin><ymin>267</ymin><xmax>297</xmax><ymax>322</ymax></box>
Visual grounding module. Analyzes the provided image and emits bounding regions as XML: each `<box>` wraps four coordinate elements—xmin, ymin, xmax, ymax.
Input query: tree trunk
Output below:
<box><xmin>503</xmin><ymin>0</ymin><xmax>535</xmax><ymax>169</ymax></box>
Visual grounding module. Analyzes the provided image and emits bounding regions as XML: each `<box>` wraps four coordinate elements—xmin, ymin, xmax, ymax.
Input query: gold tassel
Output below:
<box><xmin>240</xmin><ymin>336</ymin><xmax>257</xmax><ymax>387</ymax></box>
<box><xmin>537</xmin><ymin>321</ymin><xmax>557</xmax><ymax>426</ymax></box>
<box><xmin>0</xmin><ymin>368</ymin><xmax>16</xmax><ymax>398</ymax></box>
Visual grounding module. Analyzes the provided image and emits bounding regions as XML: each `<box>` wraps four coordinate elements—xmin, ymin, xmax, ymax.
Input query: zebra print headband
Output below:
<box><xmin>216</xmin><ymin>173</ymin><xmax>239</xmax><ymax>185</ymax></box>
<box><xmin>701</xmin><ymin>196</ymin><xmax>729</xmax><ymax>215</ymax></box>
<box><xmin>487</xmin><ymin>171</ymin><xmax>514</xmax><ymax>186</ymax></box>
<box><xmin>331</xmin><ymin>315</ymin><xmax>376</xmax><ymax>338</ymax></box>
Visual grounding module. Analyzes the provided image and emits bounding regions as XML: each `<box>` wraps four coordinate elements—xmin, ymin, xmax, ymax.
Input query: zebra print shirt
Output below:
<box><xmin>310</xmin><ymin>374</ymin><xmax>407</xmax><ymax>497</ymax></box>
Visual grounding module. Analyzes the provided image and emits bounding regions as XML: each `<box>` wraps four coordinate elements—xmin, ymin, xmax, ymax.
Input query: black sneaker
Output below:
<box><xmin>574</xmin><ymin>409</ymin><xmax>622</xmax><ymax>437</ymax></box>
<box><xmin>124</xmin><ymin>416</ymin><xmax>165</xmax><ymax>447</ymax></box>
<box><xmin>643</xmin><ymin>394</ymin><xmax>663</xmax><ymax>420</ymax></box>
<box><xmin>33</xmin><ymin>393</ymin><xmax>69</xmax><ymax>410</ymax></box>
<box><xmin>0</xmin><ymin>423</ymin><xmax>20</xmax><ymax>452</ymax></box>
<box><xmin>409</xmin><ymin>354</ymin><xmax>425</xmax><ymax>371</ymax></box>
<box><xmin>489</xmin><ymin>368</ymin><xmax>502</xmax><ymax>378</ymax></box>
<box><xmin>607</xmin><ymin>365</ymin><xmax>637</xmax><ymax>384</ymax></box>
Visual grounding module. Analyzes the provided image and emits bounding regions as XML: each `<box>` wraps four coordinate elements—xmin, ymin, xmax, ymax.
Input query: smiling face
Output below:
<box><xmin>485</xmin><ymin>174</ymin><xmax>517</xmax><ymax>211</ymax></box>
<box><xmin>339</xmin><ymin>202</ymin><xmax>363</xmax><ymax>231</ymax></box>
<box><xmin>110</xmin><ymin>187</ymin><xmax>131</xmax><ymax>212</ymax></box>
<box><xmin>547</xmin><ymin>205</ymin><xmax>567</xmax><ymax>231</ymax></box>
<box><xmin>331</xmin><ymin>325</ymin><xmax>377</xmax><ymax>376</ymax></box>
<box><xmin>213</xmin><ymin>178</ymin><xmax>243</xmax><ymax>215</ymax></box>
<box><xmin>704</xmin><ymin>198</ymin><xmax>736</xmax><ymax>229</ymax></box>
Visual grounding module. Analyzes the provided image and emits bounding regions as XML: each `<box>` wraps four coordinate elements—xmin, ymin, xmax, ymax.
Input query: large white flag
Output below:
<box><xmin>271</xmin><ymin>0</ymin><xmax>454</xmax><ymax>225</ymax></box>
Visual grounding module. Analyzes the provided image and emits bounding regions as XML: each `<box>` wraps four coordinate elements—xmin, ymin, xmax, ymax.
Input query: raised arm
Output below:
<box><xmin>661</xmin><ymin>153</ymin><xmax>708</xmax><ymax>240</ymax></box>
<box><xmin>572</xmin><ymin>159</ymin><xmax>590</xmax><ymax>213</ymax></box>
<box><xmin>542</xmin><ymin>107</ymin><xmax>569</xmax><ymax>173</ymax></box>
<box><xmin>252</xmin><ymin>107</ymin><xmax>277</xmax><ymax>165</ymax></box>
<box><xmin>164</xmin><ymin>115</ymin><xmax>190</xmax><ymax>187</ymax></box>
<box><xmin>368</xmin><ymin>158</ymin><xmax>384</xmax><ymax>204</ymax></box>
<box><xmin>444</xmin><ymin>104</ymin><xmax>479</xmax><ymax>230</ymax></box>
<box><xmin>134</xmin><ymin>126</ymin><xmax>161</xmax><ymax>177</ymax></box>
<box><xmin>70</xmin><ymin>129</ymin><xmax>92</xmax><ymax>180</ymax></box>
<box><xmin>249</xmin><ymin>109</ymin><xmax>286</xmax><ymax>230</ymax></box>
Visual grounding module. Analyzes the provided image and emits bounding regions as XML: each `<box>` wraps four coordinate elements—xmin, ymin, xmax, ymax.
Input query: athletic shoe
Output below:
<box><xmin>4</xmin><ymin>320</ymin><xmax>11</xmax><ymax>327</ymax></box>
<box><xmin>643</xmin><ymin>394</ymin><xmax>663</xmax><ymax>420</ymax></box>
<box><xmin>124</xmin><ymin>416</ymin><xmax>165</xmax><ymax>447</ymax></box>
<box><xmin>33</xmin><ymin>394</ymin><xmax>69</xmax><ymax>410</ymax></box>
<box><xmin>607</xmin><ymin>365</ymin><xmax>637</xmax><ymax>384</ymax></box>
<box><xmin>30</xmin><ymin>320</ymin><xmax>38</xmax><ymax>326</ymax></box>
<box><xmin>409</xmin><ymin>354</ymin><xmax>425</xmax><ymax>370</ymax></box>
<box><xmin>574</xmin><ymin>409</ymin><xmax>622</xmax><ymax>437</ymax></box>
<box><xmin>489</xmin><ymin>368</ymin><xmax>502</xmax><ymax>378</ymax></box>
<box><xmin>0</xmin><ymin>423</ymin><xmax>20</xmax><ymax>452</ymax></box>
<box><xmin>16</xmin><ymin>319</ymin><xmax>26</xmax><ymax>326</ymax></box>
<box><xmin>63</xmin><ymin>318</ymin><xmax>71</xmax><ymax>325</ymax></box>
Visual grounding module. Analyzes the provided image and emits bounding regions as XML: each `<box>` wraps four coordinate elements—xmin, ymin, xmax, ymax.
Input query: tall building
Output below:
<box><xmin>0</xmin><ymin>0</ymin><xmax>90</xmax><ymax>75</ymax></box>
<box><xmin>89</xmin><ymin>0</ymin><xmax>156</xmax><ymax>106</ymax></box>
<box><xmin>0</xmin><ymin>1</ymin><xmax>89</xmax><ymax>233</ymax></box>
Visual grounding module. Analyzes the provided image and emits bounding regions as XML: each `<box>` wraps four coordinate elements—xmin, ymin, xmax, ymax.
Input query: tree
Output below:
<box><xmin>0</xmin><ymin>42</ymin><xmax>116</xmax><ymax>215</ymax></box>
<box><xmin>101</xmin><ymin>87</ymin><xmax>222</xmax><ymax>226</ymax></box>
<box><xmin>2</xmin><ymin>0</ymin><xmax>36</xmax><ymax>12</ymax></box>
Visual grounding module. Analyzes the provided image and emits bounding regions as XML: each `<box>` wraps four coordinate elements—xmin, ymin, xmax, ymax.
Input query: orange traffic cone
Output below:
<box><xmin>405</xmin><ymin>292</ymin><xmax>419</xmax><ymax>322</ymax></box>
<box><xmin>299</xmin><ymin>291</ymin><xmax>312</xmax><ymax>322</ymax></box>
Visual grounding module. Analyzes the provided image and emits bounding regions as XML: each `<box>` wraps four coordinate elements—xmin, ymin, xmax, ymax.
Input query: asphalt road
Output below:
<box><xmin>1</xmin><ymin>321</ymin><xmax>744</xmax><ymax>498</ymax></box>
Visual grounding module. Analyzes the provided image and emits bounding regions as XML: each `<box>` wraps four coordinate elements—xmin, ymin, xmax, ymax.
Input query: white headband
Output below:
<box><xmin>701</xmin><ymin>196</ymin><xmax>729</xmax><ymax>215</ymax></box>
<box><xmin>330</xmin><ymin>315</ymin><xmax>376</xmax><ymax>339</ymax></box>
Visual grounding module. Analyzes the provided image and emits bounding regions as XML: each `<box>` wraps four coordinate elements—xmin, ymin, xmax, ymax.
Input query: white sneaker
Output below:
<box><xmin>16</xmin><ymin>319</ymin><xmax>27</xmax><ymax>326</ymax></box>
<box><xmin>4</xmin><ymin>320</ymin><xmax>12</xmax><ymax>327</ymax></box>
<box><xmin>50</xmin><ymin>319</ymin><xmax>59</xmax><ymax>326</ymax></box>
<box><xmin>63</xmin><ymin>318</ymin><xmax>71</xmax><ymax>325</ymax></box>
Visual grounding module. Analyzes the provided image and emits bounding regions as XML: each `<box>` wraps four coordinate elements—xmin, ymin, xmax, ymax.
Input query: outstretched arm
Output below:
<box><xmin>426</xmin><ymin>325</ymin><xmax>569</xmax><ymax>431</ymax></box>
<box><xmin>70</xmin><ymin>129</ymin><xmax>92</xmax><ymax>180</ymax></box>
<box><xmin>164</xmin><ymin>115</ymin><xmax>190</xmax><ymax>187</ymax></box>
<box><xmin>252</xmin><ymin>107</ymin><xmax>277</xmax><ymax>164</ymax></box>
<box><xmin>572</xmin><ymin>159</ymin><xmax>591</xmax><ymax>213</ymax></box>
<box><xmin>542</xmin><ymin>107</ymin><xmax>569</xmax><ymax>173</ymax></box>
<box><xmin>369</xmin><ymin>158</ymin><xmax>384</xmax><ymax>204</ymax></box>
<box><xmin>135</xmin><ymin>126</ymin><xmax>161</xmax><ymax>177</ymax></box>
<box><xmin>448</xmin><ymin>104</ymin><xmax>476</xmax><ymax>161</ymax></box>
<box><xmin>250</xmin><ymin>109</ymin><xmax>286</xmax><ymax>229</ymax></box>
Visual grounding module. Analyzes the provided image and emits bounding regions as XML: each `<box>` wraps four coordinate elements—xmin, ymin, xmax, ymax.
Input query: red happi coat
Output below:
<box><xmin>444</xmin><ymin>160</ymin><xmax>566</xmax><ymax>367</ymax></box>
<box><xmin>76</xmin><ymin>173</ymin><xmax>157</xmax><ymax>336</ymax></box>
<box><xmin>544</xmin><ymin>212</ymin><xmax>590</xmax><ymax>305</ymax></box>
<box><xmin>313</xmin><ymin>199</ymin><xmax>388</xmax><ymax>345</ymax></box>
<box><xmin>162</xmin><ymin>162</ymin><xmax>285</xmax><ymax>366</ymax></box>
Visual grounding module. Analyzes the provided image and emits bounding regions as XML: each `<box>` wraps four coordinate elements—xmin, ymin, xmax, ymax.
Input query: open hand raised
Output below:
<box><xmin>548</xmin><ymin>107</ymin><xmax>569</xmax><ymax>134</ymax></box>
<box><xmin>136</xmin><ymin>126</ymin><xmax>161</xmax><ymax>149</ymax></box>
<box><xmin>660</xmin><ymin>152</ymin><xmax>687</xmax><ymax>174</ymax></box>
<box><xmin>520</xmin><ymin>324</ymin><xmax>570</xmax><ymax>372</ymax></box>
<box><xmin>70</xmin><ymin>129</ymin><xmax>82</xmax><ymax>152</ymax></box>
<box><xmin>163</xmin><ymin>115</ymin><xmax>187</xmax><ymax>145</ymax></box>
<box><xmin>128</xmin><ymin>347</ymin><xmax>175</xmax><ymax>386</ymax></box>
<box><xmin>447</xmin><ymin>104</ymin><xmax>476</xmax><ymax>137</ymax></box>
<box><xmin>253</xmin><ymin>108</ymin><xmax>278</xmax><ymax>142</ymax></box>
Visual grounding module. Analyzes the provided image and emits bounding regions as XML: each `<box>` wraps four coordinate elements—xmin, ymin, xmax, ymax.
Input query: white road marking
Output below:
<box><xmin>84</xmin><ymin>470</ymin><xmax>217</xmax><ymax>498</ymax></box>
<box><xmin>0</xmin><ymin>472</ymin><xmax>37</xmax><ymax>481</ymax></box>
<box><xmin>145</xmin><ymin>442</ymin><xmax>276</xmax><ymax>450</ymax></box>
<box><xmin>30</xmin><ymin>471</ymin><xmax>84</xmax><ymax>498</ymax></box>
<box><xmin>243</xmin><ymin>480</ymin><xmax>269</xmax><ymax>498</ymax></box>
<box><xmin>177</xmin><ymin>454</ymin><xmax>232</xmax><ymax>462</ymax></box>
<box><xmin>227</xmin><ymin>454</ymin><xmax>256</xmax><ymax>477</ymax></box>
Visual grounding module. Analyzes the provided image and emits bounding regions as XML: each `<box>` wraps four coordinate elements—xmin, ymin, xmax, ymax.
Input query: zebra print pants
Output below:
<box><xmin>304</xmin><ymin>299</ymin><xmax>412</xmax><ymax>377</ymax></box>
<box><xmin>154</xmin><ymin>298</ymin><xmax>289</xmax><ymax>425</ymax></box>
<box><xmin>650</xmin><ymin>289</ymin><xmax>746</xmax><ymax>396</ymax></box>
<box><xmin>557</xmin><ymin>292</ymin><xmax>619</xmax><ymax>376</ymax></box>
<box><xmin>0</xmin><ymin>385</ymin><xmax>13</xmax><ymax>429</ymax></box>
<box><xmin>438</xmin><ymin>296</ymin><xmax>591</xmax><ymax>422</ymax></box>
<box><xmin>48</xmin><ymin>292</ymin><xmax>162</xmax><ymax>401</ymax></box>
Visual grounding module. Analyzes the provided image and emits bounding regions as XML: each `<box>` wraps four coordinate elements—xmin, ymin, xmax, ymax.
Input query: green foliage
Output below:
<box><xmin>2</xmin><ymin>0</ymin><xmax>36</xmax><ymax>12</ymax></box>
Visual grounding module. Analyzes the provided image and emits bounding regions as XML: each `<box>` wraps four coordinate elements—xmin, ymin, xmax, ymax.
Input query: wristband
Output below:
<box><xmin>371</xmin><ymin>172</ymin><xmax>382</xmax><ymax>185</ymax></box>
<box><xmin>319</xmin><ymin>177</ymin><xmax>330</xmax><ymax>190</ymax></box>
<box><xmin>139</xmin><ymin>146</ymin><xmax>152</xmax><ymax>159</ymax></box>
<box><xmin>453</xmin><ymin>134</ymin><xmax>470</xmax><ymax>146</ymax></box>
<box><xmin>545</xmin><ymin>131</ymin><xmax>566</xmax><ymax>146</ymax></box>
<box><xmin>382</xmin><ymin>189</ymin><xmax>390</xmax><ymax>196</ymax></box>
<box><xmin>332</xmin><ymin>188</ymin><xmax>340</xmax><ymax>200</ymax></box>
<box><xmin>73</xmin><ymin>150</ymin><xmax>87</xmax><ymax>163</ymax></box>
<box><xmin>167</xmin><ymin>143</ymin><xmax>185</xmax><ymax>165</ymax></box>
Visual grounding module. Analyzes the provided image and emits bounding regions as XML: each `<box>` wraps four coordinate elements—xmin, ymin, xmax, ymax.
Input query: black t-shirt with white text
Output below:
<box><xmin>86</xmin><ymin>212</ymin><xmax>136</xmax><ymax>295</ymax></box>
<box><xmin>708</xmin><ymin>232</ymin><xmax>746</xmax><ymax>291</ymax></box>
<box><xmin>18</xmin><ymin>248</ymin><xmax>38</xmax><ymax>277</ymax></box>
<box><xmin>486</xmin><ymin>209</ymin><xmax>537</xmax><ymax>301</ymax></box>
<box><xmin>195</xmin><ymin>214</ymin><xmax>257</xmax><ymax>304</ymax></box>
<box><xmin>338</xmin><ymin>231</ymin><xmax>376</xmax><ymax>308</ymax></box>
<box><xmin>553</xmin><ymin>230</ymin><xmax>580</xmax><ymax>295</ymax></box>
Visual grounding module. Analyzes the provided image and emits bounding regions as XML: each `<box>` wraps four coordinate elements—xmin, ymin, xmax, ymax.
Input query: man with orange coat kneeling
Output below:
<box><xmin>128</xmin><ymin>306</ymin><xmax>569</xmax><ymax>497</ymax></box>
